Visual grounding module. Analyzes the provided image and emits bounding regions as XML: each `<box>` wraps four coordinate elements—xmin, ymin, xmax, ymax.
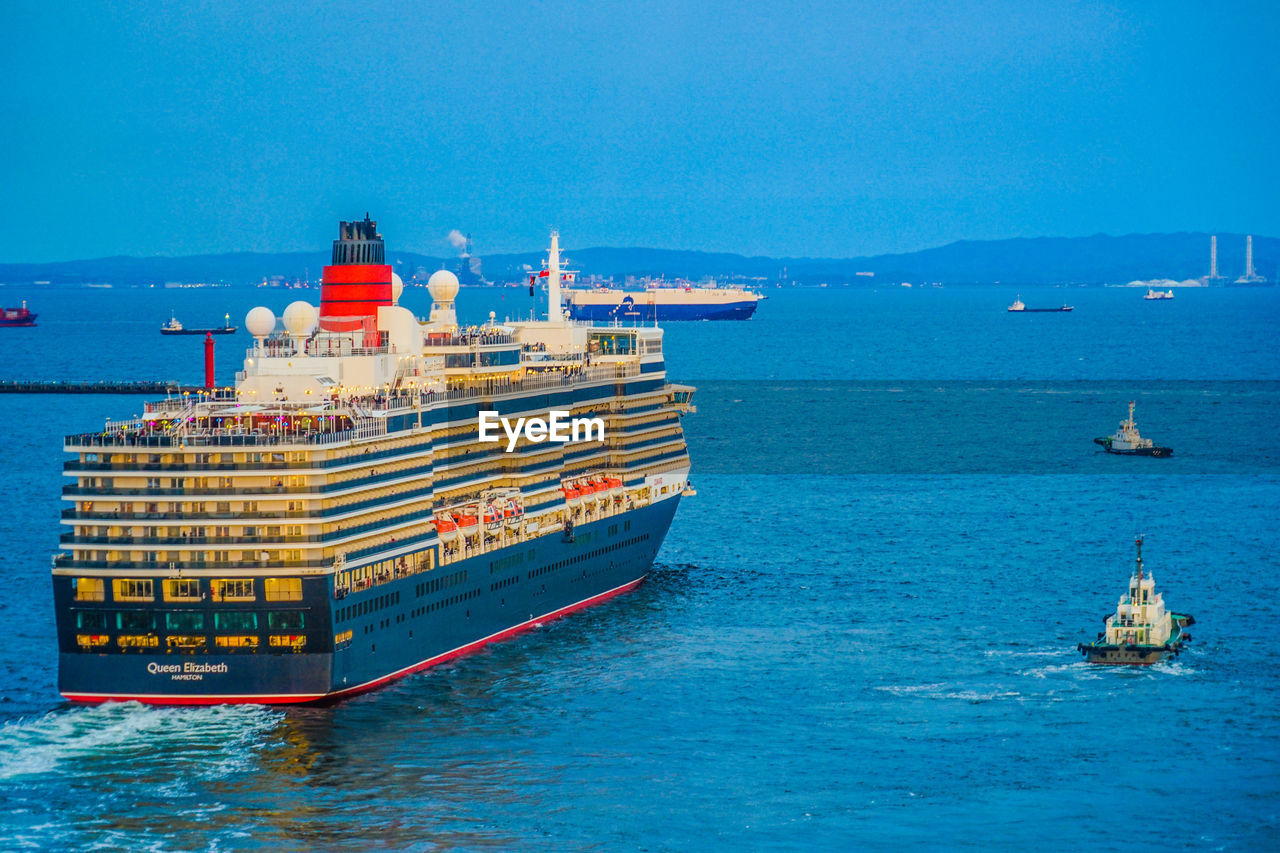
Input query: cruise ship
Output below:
<box><xmin>52</xmin><ymin>219</ymin><xmax>695</xmax><ymax>704</ymax></box>
<box><xmin>563</xmin><ymin>285</ymin><xmax>763</xmax><ymax>321</ymax></box>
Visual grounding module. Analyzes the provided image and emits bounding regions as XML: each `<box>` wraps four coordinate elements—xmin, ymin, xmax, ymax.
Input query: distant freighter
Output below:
<box><xmin>1007</xmin><ymin>296</ymin><xmax>1072</xmax><ymax>313</ymax></box>
<box><xmin>563</xmin><ymin>286</ymin><xmax>763</xmax><ymax>321</ymax></box>
<box><xmin>160</xmin><ymin>312</ymin><xmax>238</xmax><ymax>335</ymax></box>
<box><xmin>0</xmin><ymin>301</ymin><xmax>37</xmax><ymax>327</ymax></box>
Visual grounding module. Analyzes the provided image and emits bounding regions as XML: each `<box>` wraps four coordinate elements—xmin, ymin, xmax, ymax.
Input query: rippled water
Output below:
<box><xmin>0</xmin><ymin>286</ymin><xmax>1277</xmax><ymax>849</ymax></box>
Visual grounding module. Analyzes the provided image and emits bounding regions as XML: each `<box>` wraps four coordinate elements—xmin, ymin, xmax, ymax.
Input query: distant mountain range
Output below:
<box><xmin>0</xmin><ymin>232</ymin><xmax>1273</xmax><ymax>287</ymax></box>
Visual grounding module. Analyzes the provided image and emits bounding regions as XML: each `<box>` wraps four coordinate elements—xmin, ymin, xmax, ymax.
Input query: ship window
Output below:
<box><xmin>216</xmin><ymin>635</ymin><xmax>259</xmax><ymax>649</ymax></box>
<box><xmin>113</xmin><ymin>578</ymin><xmax>154</xmax><ymax>602</ymax></box>
<box><xmin>74</xmin><ymin>577</ymin><xmax>106</xmax><ymax>602</ymax></box>
<box><xmin>268</xmin><ymin>611</ymin><xmax>305</xmax><ymax>630</ymax></box>
<box><xmin>215</xmin><ymin>611</ymin><xmax>258</xmax><ymax>631</ymax></box>
<box><xmin>165</xmin><ymin>611</ymin><xmax>205</xmax><ymax>631</ymax></box>
<box><xmin>118</xmin><ymin>611</ymin><xmax>154</xmax><ymax>631</ymax></box>
<box><xmin>213</xmin><ymin>579</ymin><xmax>255</xmax><ymax>602</ymax></box>
<box><xmin>76</xmin><ymin>611</ymin><xmax>109</xmax><ymax>630</ymax></box>
<box><xmin>166</xmin><ymin>635</ymin><xmax>206</xmax><ymax>650</ymax></box>
<box><xmin>265</xmin><ymin>578</ymin><xmax>303</xmax><ymax>602</ymax></box>
<box><xmin>269</xmin><ymin>634</ymin><xmax>306</xmax><ymax>650</ymax></box>
<box><xmin>117</xmin><ymin>635</ymin><xmax>159</xmax><ymax>648</ymax></box>
<box><xmin>164</xmin><ymin>578</ymin><xmax>201</xmax><ymax>602</ymax></box>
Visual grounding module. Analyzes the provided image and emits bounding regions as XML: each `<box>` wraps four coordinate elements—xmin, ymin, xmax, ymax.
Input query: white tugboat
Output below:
<box><xmin>1078</xmin><ymin>537</ymin><xmax>1194</xmax><ymax>665</ymax></box>
<box><xmin>1144</xmin><ymin>288</ymin><xmax>1174</xmax><ymax>300</ymax></box>
<box><xmin>1094</xmin><ymin>401</ymin><xmax>1172</xmax><ymax>457</ymax></box>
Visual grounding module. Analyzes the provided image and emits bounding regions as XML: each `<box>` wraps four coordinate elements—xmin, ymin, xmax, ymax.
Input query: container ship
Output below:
<box><xmin>52</xmin><ymin>218</ymin><xmax>695</xmax><ymax>704</ymax></box>
<box><xmin>562</xmin><ymin>285</ymin><xmax>762</xmax><ymax>321</ymax></box>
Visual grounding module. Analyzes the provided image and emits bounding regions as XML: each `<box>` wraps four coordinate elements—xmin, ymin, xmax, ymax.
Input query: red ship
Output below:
<box><xmin>0</xmin><ymin>301</ymin><xmax>36</xmax><ymax>327</ymax></box>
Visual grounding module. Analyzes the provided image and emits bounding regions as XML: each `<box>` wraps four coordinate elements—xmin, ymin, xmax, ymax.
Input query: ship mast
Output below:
<box><xmin>548</xmin><ymin>230</ymin><xmax>563</xmax><ymax>322</ymax></box>
<box><xmin>1135</xmin><ymin>535</ymin><xmax>1144</xmax><ymax>622</ymax></box>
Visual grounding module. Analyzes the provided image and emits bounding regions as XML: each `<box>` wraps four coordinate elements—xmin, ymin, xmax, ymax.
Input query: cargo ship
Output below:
<box><xmin>52</xmin><ymin>219</ymin><xmax>695</xmax><ymax>704</ymax></box>
<box><xmin>563</xmin><ymin>285</ymin><xmax>762</xmax><ymax>321</ymax></box>
<box><xmin>161</xmin><ymin>312</ymin><xmax>238</xmax><ymax>335</ymax></box>
<box><xmin>1077</xmin><ymin>537</ymin><xmax>1194</xmax><ymax>665</ymax></box>
<box><xmin>1007</xmin><ymin>295</ymin><xmax>1073</xmax><ymax>312</ymax></box>
<box><xmin>1</xmin><ymin>301</ymin><xmax>37</xmax><ymax>327</ymax></box>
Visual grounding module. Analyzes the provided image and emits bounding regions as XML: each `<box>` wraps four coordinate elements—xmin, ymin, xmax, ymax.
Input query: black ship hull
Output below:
<box><xmin>1093</xmin><ymin>437</ymin><xmax>1173</xmax><ymax>457</ymax></box>
<box><xmin>56</xmin><ymin>496</ymin><xmax>680</xmax><ymax>704</ymax></box>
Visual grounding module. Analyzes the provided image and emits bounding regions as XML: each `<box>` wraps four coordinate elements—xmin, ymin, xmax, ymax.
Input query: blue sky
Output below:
<box><xmin>2</xmin><ymin>0</ymin><xmax>1277</xmax><ymax>260</ymax></box>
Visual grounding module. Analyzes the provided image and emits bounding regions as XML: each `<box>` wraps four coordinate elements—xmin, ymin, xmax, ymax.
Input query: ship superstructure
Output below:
<box><xmin>52</xmin><ymin>218</ymin><xmax>695</xmax><ymax>704</ymax></box>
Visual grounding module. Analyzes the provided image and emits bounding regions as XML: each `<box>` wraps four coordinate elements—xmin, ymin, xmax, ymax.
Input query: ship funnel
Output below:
<box><xmin>319</xmin><ymin>215</ymin><xmax>393</xmax><ymax>333</ymax></box>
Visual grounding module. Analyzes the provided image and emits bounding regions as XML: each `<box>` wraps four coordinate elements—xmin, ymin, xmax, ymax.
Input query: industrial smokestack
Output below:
<box><xmin>1246</xmin><ymin>235</ymin><xmax>1255</xmax><ymax>278</ymax></box>
<box><xmin>1210</xmin><ymin>235</ymin><xmax>1218</xmax><ymax>279</ymax></box>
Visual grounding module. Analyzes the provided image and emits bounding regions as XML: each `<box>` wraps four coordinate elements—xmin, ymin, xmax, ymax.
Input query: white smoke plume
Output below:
<box><xmin>446</xmin><ymin>230</ymin><xmax>467</xmax><ymax>253</ymax></box>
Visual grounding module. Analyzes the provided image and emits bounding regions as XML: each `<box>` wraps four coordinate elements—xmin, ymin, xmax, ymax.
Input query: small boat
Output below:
<box><xmin>160</xmin><ymin>311</ymin><xmax>238</xmax><ymax>335</ymax></box>
<box><xmin>1094</xmin><ymin>401</ymin><xmax>1172</xmax><ymax>457</ymax></box>
<box><xmin>0</xmin><ymin>301</ymin><xmax>37</xmax><ymax>327</ymax></box>
<box><xmin>1077</xmin><ymin>536</ymin><xmax>1194</xmax><ymax>665</ymax></box>
<box><xmin>1144</xmin><ymin>288</ymin><xmax>1174</xmax><ymax>300</ymax></box>
<box><xmin>1007</xmin><ymin>295</ymin><xmax>1072</xmax><ymax>312</ymax></box>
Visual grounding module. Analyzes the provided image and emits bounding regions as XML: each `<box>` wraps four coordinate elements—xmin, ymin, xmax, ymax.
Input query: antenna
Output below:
<box><xmin>1134</xmin><ymin>534</ymin><xmax>1144</xmax><ymax>592</ymax></box>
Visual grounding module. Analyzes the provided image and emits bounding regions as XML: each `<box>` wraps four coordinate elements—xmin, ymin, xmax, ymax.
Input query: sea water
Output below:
<box><xmin>0</xmin><ymin>284</ymin><xmax>1276</xmax><ymax>849</ymax></box>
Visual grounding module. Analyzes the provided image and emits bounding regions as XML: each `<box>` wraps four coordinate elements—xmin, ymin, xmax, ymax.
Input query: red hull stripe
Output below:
<box><xmin>321</xmin><ymin>264</ymin><xmax>393</xmax><ymax>284</ymax></box>
<box><xmin>61</xmin><ymin>576</ymin><xmax>646</xmax><ymax>706</ymax></box>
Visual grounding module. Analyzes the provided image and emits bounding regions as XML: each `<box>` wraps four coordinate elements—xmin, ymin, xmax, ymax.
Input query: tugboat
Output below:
<box><xmin>1007</xmin><ymin>295</ymin><xmax>1073</xmax><ymax>312</ymax></box>
<box><xmin>160</xmin><ymin>312</ymin><xmax>238</xmax><ymax>335</ymax></box>
<box><xmin>1144</xmin><ymin>288</ymin><xmax>1174</xmax><ymax>300</ymax></box>
<box><xmin>0</xmin><ymin>300</ymin><xmax>37</xmax><ymax>327</ymax></box>
<box><xmin>1094</xmin><ymin>401</ymin><xmax>1172</xmax><ymax>457</ymax></box>
<box><xmin>1077</xmin><ymin>537</ymin><xmax>1194</xmax><ymax>665</ymax></box>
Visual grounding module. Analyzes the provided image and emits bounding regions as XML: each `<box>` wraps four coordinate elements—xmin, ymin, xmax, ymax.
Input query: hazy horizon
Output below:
<box><xmin>2</xmin><ymin>229</ymin><xmax>1277</xmax><ymax>268</ymax></box>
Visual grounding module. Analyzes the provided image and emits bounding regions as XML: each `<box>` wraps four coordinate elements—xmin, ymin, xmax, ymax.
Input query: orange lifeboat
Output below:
<box><xmin>483</xmin><ymin>504</ymin><xmax>503</xmax><ymax>528</ymax></box>
<box><xmin>432</xmin><ymin>517</ymin><xmax>460</xmax><ymax>542</ymax></box>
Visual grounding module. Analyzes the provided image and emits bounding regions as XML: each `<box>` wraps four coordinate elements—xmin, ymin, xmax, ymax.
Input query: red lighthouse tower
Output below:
<box><xmin>320</xmin><ymin>215</ymin><xmax>393</xmax><ymax>334</ymax></box>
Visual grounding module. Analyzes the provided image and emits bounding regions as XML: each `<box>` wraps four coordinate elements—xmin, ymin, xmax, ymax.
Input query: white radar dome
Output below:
<box><xmin>428</xmin><ymin>269</ymin><xmax>460</xmax><ymax>303</ymax></box>
<box><xmin>391</xmin><ymin>272</ymin><xmax>404</xmax><ymax>305</ymax></box>
<box><xmin>282</xmin><ymin>301</ymin><xmax>318</xmax><ymax>337</ymax></box>
<box><xmin>245</xmin><ymin>306</ymin><xmax>276</xmax><ymax>338</ymax></box>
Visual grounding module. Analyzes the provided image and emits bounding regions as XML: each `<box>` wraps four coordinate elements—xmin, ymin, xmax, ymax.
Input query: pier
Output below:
<box><xmin>0</xmin><ymin>379</ymin><xmax>207</xmax><ymax>394</ymax></box>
